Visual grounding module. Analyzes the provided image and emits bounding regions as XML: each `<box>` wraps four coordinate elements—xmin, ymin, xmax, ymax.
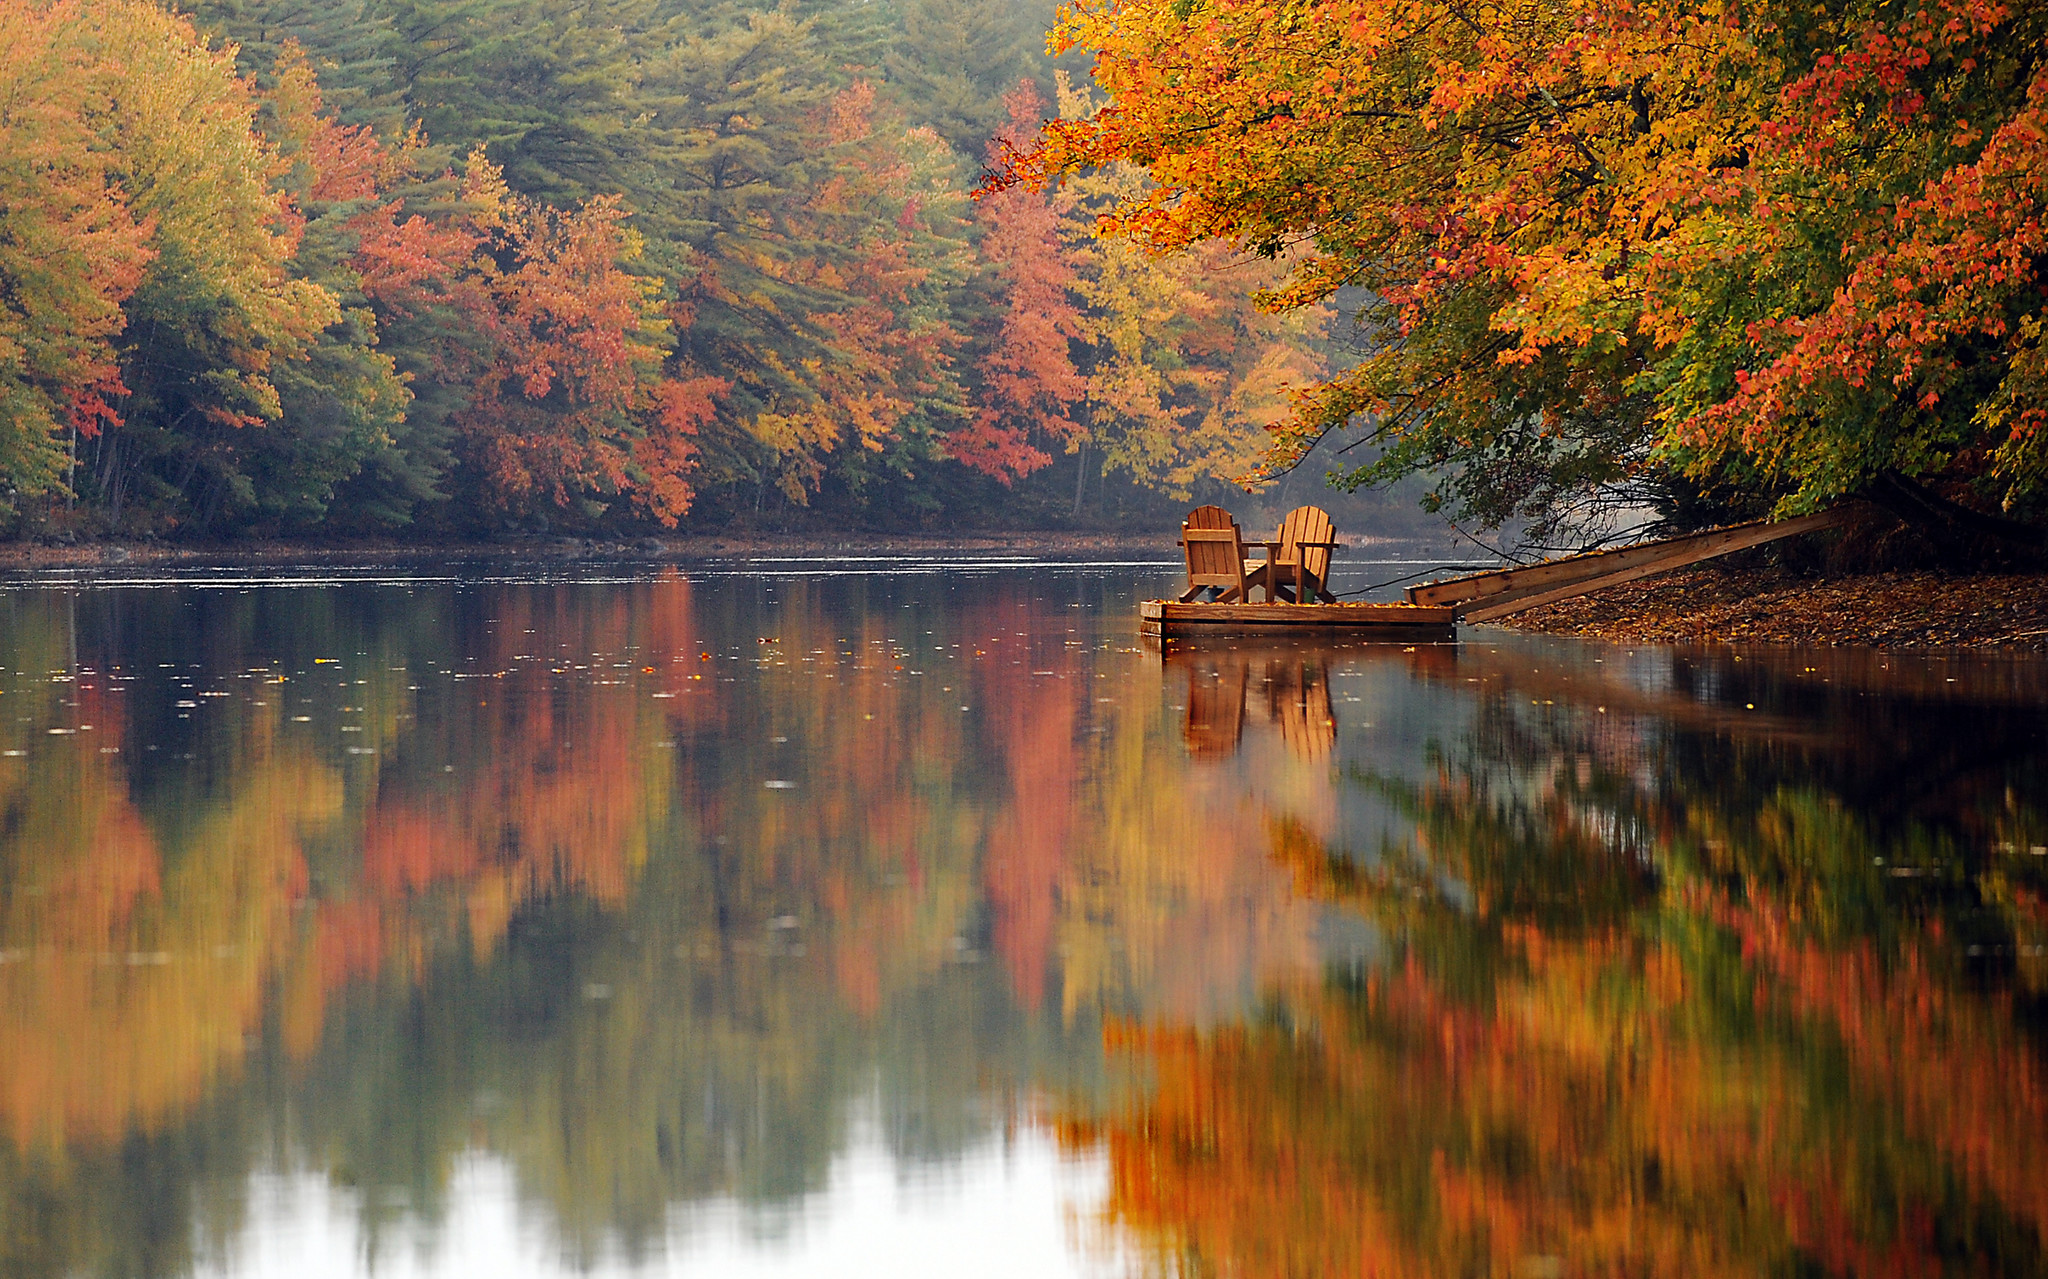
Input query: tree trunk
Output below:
<box><xmin>102</xmin><ymin>435</ymin><xmax>124</xmax><ymax>527</ymax></box>
<box><xmin>1865</xmin><ymin>471</ymin><xmax>2047</xmax><ymax>566</ymax></box>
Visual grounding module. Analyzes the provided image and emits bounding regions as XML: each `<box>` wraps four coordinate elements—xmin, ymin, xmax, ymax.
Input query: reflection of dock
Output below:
<box><xmin>1141</xmin><ymin>600</ymin><xmax>1457</xmax><ymax>641</ymax></box>
<box><xmin>1163</xmin><ymin>641</ymin><xmax>1459</xmax><ymax>761</ymax></box>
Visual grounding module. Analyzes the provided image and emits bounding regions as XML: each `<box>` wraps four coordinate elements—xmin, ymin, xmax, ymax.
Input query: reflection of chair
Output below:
<box><xmin>1246</xmin><ymin>506</ymin><xmax>1339</xmax><ymax>603</ymax></box>
<box><xmin>1178</xmin><ymin>505</ymin><xmax>1253</xmax><ymax>602</ymax></box>
<box><xmin>1182</xmin><ymin>657</ymin><xmax>1248</xmax><ymax>758</ymax></box>
<box><xmin>1261</xmin><ymin>659</ymin><xmax>1336</xmax><ymax>760</ymax></box>
<box><xmin>1170</xmin><ymin>647</ymin><xmax>1335</xmax><ymax>762</ymax></box>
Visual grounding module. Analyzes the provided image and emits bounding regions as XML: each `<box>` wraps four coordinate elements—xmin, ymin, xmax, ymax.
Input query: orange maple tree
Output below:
<box><xmin>0</xmin><ymin>0</ymin><xmax>153</xmax><ymax>493</ymax></box>
<box><xmin>955</xmin><ymin>82</ymin><xmax>1088</xmax><ymax>483</ymax></box>
<box><xmin>290</xmin><ymin>88</ymin><xmax>727</xmax><ymax>526</ymax></box>
<box><xmin>1002</xmin><ymin>0</ymin><xmax>2048</xmax><ymax>532</ymax></box>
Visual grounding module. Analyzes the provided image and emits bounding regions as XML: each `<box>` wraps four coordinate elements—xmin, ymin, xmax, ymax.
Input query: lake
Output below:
<box><xmin>1</xmin><ymin>556</ymin><xmax>2044</xmax><ymax>1277</ymax></box>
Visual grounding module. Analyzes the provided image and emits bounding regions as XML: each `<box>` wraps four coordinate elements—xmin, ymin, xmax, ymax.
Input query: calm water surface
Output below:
<box><xmin>1</xmin><ymin>557</ymin><xmax>2045</xmax><ymax>1277</ymax></box>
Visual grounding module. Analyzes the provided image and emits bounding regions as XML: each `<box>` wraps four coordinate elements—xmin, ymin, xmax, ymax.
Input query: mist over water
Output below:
<box><xmin>0</xmin><ymin>563</ymin><xmax>2043</xmax><ymax>1276</ymax></box>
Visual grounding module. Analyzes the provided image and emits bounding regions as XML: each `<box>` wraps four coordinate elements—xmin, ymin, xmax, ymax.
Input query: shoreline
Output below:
<box><xmin>0</xmin><ymin>531</ymin><xmax>1183</xmax><ymax>570</ymax></box>
<box><xmin>1500</xmin><ymin>564</ymin><xmax>2048</xmax><ymax>653</ymax></box>
<box><xmin>0</xmin><ymin>529</ymin><xmax>1466</xmax><ymax>570</ymax></box>
<box><xmin>12</xmin><ymin>538</ymin><xmax>2044</xmax><ymax>655</ymax></box>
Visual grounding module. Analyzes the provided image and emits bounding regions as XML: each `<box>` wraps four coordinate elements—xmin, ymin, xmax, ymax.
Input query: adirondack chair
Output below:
<box><xmin>1245</xmin><ymin>506</ymin><xmax>1340</xmax><ymax>603</ymax></box>
<box><xmin>1177</xmin><ymin>505</ymin><xmax>1254</xmax><ymax>602</ymax></box>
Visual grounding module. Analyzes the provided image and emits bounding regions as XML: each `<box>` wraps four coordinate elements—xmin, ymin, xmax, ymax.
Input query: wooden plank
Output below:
<box><xmin>1141</xmin><ymin>599</ymin><xmax>1457</xmax><ymax>641</ymax></box>
<box><xmin>1143</xmin><ymin>600</ymin><xmax>1454</xmax><ymax>624</ymax></box>
<box><xmin>1147</xmin><ymin>625</ymin><xmax>1455</xmax><ymax>641</ymax></box>
<box><xmin>1144</xmin><ymin>618</ymin><xmax>1451</xmax><ymax>637</ymax></box>
<box><xmin>1407</xmin><ymin>509</ymin><xmax>1850</xmax><ymax>609</ymax></box>
<box><xmin>1459</xmin><ymin>530</ymin><xmax>1809</xmax><ymax>622</ymax></box>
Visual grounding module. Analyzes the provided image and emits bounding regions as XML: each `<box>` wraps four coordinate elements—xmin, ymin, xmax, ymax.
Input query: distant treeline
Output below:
<box><xmin>0</xmin><ymin>0</ymin><xmax>1328</xmax><ymax>538</ymax></box>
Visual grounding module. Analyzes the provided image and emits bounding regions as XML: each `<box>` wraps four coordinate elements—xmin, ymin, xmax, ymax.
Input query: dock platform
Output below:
<box><xmin>1141</xmin><ymin>599</ymin><xmax>1457</xmax><ymax>641</ymax></box>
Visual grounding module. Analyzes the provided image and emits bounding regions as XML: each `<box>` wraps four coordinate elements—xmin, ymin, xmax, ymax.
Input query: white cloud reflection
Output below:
<box><xmin>208</xmin><ymin>1120</ymin><xmax>1122</xmax><ymax>1279</ymax></box>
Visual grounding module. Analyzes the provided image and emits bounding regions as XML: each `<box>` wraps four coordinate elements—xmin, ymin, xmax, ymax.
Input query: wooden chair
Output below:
<box><xmin>1246</xmin><ymin>506</ymin><xmax>1340</xmax><ymax>603</ymax></box>
<box><xmin>1177</xmin><ymin>505</ymin><xmax>1252</xmax><ymax>602</ymax></box>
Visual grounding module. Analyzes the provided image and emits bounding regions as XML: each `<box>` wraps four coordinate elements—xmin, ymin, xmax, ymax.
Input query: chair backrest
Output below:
<box><xmin>1277</xmin><ymin>506</ymin><xmax>1337</xmax><ymax>583</ymax></box>
<box><xmin>1181</xmin><ymin>505</ymin><xmax>1247</xmax><ymax>593</ymax></box>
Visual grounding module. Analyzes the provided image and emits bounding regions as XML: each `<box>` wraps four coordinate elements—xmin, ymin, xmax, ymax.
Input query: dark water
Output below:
<box><xmin>1</xmin><ymin>559</ymin><xmax>2045</xmax><ymax>1277</ymax></box>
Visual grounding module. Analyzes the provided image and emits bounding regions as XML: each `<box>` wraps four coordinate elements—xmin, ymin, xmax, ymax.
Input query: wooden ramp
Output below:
<box><xmin>1407</xmin><ymin>509</ymin><xmax>1850</xmax><ymax>622</ymax></box>
<box><xmin>1142</xmin><ymin>599</ymin><xmax>1456</xmax><ymax>641</ymax></box>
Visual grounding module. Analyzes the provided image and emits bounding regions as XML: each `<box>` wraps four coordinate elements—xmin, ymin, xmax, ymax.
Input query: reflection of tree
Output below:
<box><xmin>972</xmin><ymin>608</ymin><xmax>1085</xmax><ymax>1011</ymax></box>
<box><xmin>0</xmin><ymin>595</ymin><xmax>348</xmax><ymax>1278</ymax></box>
<box><xmin>0</xmin><ymin>582</ymin><xmax>697</xmax><ymax>1271</ymax></box>
<box><xmin>1052</xmin><ymin>695</ymin><xmax>1330</xmax><ymax>1026</ymax></box>
<box><xmin>0</xmin><ymin>666</ymin><xmax>341</xmax><ymax>1149</ymax></box>
<box><xmin>1066</xmin><ymin>678</ymin><xmax>2048</xmax><ymax>1277</ymax></box>
<box><xmin>0</xmin><ymin>577</ymin><xmax>1150</xmax><ymax>1272</ymax></box>
<box><xmin>35</xmin><ymin>578</ymin><xmax>2048</xmax><ymax>1277</ymax></box>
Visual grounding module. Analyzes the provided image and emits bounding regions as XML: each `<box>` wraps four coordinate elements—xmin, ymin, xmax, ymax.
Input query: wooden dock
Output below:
<box><xmin>1141</xmin><ymin>599</ymin><xmax>1457</xmax><ymax>641</ymax></box>
<box><xmin>1146</xmin><ymin>506</ymin><xmax>1852</xmax><ymax>641</ymax></box>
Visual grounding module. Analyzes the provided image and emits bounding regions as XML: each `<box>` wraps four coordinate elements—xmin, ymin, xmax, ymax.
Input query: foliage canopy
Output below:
<box><xmin>1007</xmin><ymin>0</ymin><xmax>2048</xmax><ymax>538</ymax></box>
<box><xmin>0</xmin><ymin>0</ymin><xmax>1335</xmax><ymax>537</ymax></box>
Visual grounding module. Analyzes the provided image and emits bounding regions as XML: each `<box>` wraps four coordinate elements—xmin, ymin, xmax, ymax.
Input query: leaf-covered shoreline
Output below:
<box><xmin>1507</xmin><ymin>565</ymin><xmax>2048</xmax><ymax>651</ymax></box>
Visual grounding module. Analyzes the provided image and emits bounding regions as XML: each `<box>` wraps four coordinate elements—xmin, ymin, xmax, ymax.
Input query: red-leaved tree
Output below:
<box><xmin>956</xmin><ymin>82</ymin><xmax>1086</xmax><ymax>483</ymax></box>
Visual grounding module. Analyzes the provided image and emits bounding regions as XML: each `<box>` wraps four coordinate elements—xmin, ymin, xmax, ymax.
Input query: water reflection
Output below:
<box><xmin>1170</xmin><ymin>646</ymin><xmax>1338</xmax><ymax>761</ymax></box>
<box><xmin>0</xmin><ymin>575</ymin><xmax>2042</xmax><ymax>1276</ymax></box>
<box><xmin>1070</xmin><ymin>638</ymin><xmax>2048</xmax><ymax>1277</ymax></box>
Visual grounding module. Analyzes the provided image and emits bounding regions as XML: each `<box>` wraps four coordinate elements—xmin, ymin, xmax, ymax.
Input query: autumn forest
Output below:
<box><xmin>0</xmin><ymin>0</ymin><xmax>1337</xmax><ymax>539</ymax></box>
<box><xmin>9</xmin><ymin>0</ymin><xmax>2047</xmax><ymax>545</ymax></box>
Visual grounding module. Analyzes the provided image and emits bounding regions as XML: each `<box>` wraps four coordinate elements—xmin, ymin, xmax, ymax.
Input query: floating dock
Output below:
<box><xmin>1146</xmin><ymin>506</ymin><xmax>1854</xmax><ymax>641</ymax></box>
<box><xmin>1140</xmin><ymin>599</ymin><xmax>1457</xmax><ymax>641</ymax></box>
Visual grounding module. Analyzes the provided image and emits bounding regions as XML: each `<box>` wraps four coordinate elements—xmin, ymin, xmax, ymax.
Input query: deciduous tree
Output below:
<box><xmin>1006</xmin><ymin>0</ymin><xmax>2048</xmax><ymax>540</ymax></box>
<box><xmin>0</xmin><ymin>1</ymin><xmax>153</xmax><ymax>510</ymax></box>
<box><xmin>955</xmin><ymin>82</ymin><xmax>1086</xmax><ymax>483</ymax></box>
